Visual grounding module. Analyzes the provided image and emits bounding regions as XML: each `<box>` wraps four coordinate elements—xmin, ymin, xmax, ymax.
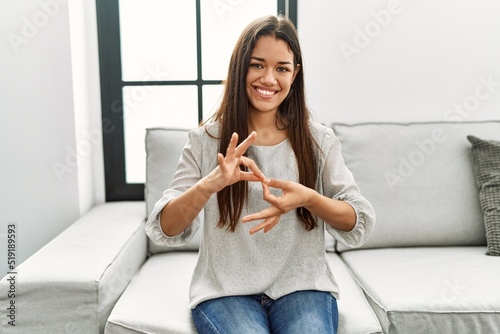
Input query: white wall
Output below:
<box><xmin>299</xmin><ymin>0</ymin><xmax>500</xmax><ymax>125</ymax></box>
<box><xmin>68</xmin><ymin>0</ymin><xmax>106</xmax><ymax>214</ymax></box>
<box><xmin>0</xmin><ymin>0</ymin><xmax>85</xmax><ymax>276</ymax></box>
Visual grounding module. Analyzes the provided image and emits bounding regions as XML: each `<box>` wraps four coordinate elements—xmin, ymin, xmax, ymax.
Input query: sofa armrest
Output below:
<box><xmin>0</xmin><ymin>201</ymin><xmax>147</xmax><ymax>334</ymax></box>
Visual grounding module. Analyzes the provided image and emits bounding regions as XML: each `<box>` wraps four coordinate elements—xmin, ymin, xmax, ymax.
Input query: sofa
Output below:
<box><xmin>1</xmin><ymin>120</ymin><xmax>499</xmax><ymax>334</ymax></box>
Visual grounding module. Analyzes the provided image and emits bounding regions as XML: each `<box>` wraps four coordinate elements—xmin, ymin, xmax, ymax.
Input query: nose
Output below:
<box><xmin>260</xmin><ymin>69</ymin><xmax>277</xmax><ymax>85</ymax></box>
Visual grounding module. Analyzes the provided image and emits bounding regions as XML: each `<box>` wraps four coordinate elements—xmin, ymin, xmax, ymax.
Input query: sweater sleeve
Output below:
<box><xmin>320</xmin><ymin>128</ymin><xmax>376</xmax><ymax>248</ymax></box>
<box><xmin>144</xmin><ymin>129</ymin><xmax>204</xmax><ymax>246</ymax></box>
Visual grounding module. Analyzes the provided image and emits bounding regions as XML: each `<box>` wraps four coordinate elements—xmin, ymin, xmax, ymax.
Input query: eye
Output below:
<box><xmin>250</xmin><ymin>63</ymin><xmax>263</xmax><ymax>69</ymax></box>
<box><xmin>277</xmin><ymin>67</ymin><xmax>290</xmax><ymax>73</ymax></box>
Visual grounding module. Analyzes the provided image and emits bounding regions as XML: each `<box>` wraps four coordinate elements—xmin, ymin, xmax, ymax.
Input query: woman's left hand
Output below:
<box><xmin>242</xmin><ymin>179</ymin><xmax>315</xmax><ymax>234</ymax></box>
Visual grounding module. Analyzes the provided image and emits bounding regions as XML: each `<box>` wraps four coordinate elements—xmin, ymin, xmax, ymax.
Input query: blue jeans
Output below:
<box><xmin>191</xmin><ymin>290</ymin><xmax>338</xmax><ymax>334</ymax></box>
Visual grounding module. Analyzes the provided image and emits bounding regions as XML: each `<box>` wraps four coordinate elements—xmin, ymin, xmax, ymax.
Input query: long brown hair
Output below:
<box><xmin>206</xmin><ymin>15</ymin><xmax>318</xmax><ymax>232</ymax></box>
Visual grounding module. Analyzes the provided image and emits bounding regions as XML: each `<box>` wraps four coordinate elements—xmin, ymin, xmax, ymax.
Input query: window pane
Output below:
<box><xmin>202</xmin><ymin>84</ymin><xmax>225</xmax><ymax>122</ymax></box>
<box><xmin>123</xmin><ymin>85</ymin><xmax>198</xmax><ymax>183</ymax></box>
<box><xmin>201</xmin><ymin>0</ymin><xmax>277</xmax><ymax>80</ymax></box>
<box><xmin>119</xmin><ymin>0</ymin><xmax>197</xmax><ymax>81</ymax></box>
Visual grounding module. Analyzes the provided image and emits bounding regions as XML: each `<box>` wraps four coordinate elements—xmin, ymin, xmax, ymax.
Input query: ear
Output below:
<box><xmin>292</xmin><ymin>64</ymin><xmax>301</xmax><ymax>82</ymax></box>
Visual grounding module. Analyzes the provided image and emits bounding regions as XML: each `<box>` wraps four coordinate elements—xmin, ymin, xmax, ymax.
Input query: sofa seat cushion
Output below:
<box><xmin>326</xmin><ymin>253</ymin><xmax>382</xmax><ymax>334</ymax></box>
<box><xmin>341</xmin><ymin>247</ymin><xmax>500</xmax><ymax>334</ymax></box>
<box><xmin>105</xmin><ymin>252</ymin><xmax>381</xmax><ymax>334</ymax></box>
<box><xmin>105</xmin><ymin>252</ymin><xmax>197</xmax><ymax>334</ymax></box>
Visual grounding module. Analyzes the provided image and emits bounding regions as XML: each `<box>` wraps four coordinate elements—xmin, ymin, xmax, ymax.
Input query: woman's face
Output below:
<box><xmin>246</xmin><ymin>36</ymin><xmax>299</xmax><ymax>117</ymax></box>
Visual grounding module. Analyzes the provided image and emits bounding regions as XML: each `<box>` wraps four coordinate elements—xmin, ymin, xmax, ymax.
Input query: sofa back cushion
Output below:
<box><xmin>145</xmin><ymin>128</ymin><xmax>203</xmax><ymax>254</ymax></box>
<box><xmin>333</xmin><ymin>121</ymin><xmax>500</xmax><ymax>251</ymax></box>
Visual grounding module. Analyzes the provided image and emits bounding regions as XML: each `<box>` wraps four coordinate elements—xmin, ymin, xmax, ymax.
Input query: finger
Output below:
<box><xmin>264</xmin><ymin>178</ymin><xmax>289</xmax><ymax>189</ymax></box>
<box><xmin>241</xmin><ymin>206</ymin><xmax>282</xmax><ymax>223</ymax></box>
<box><xmin>262</xmin><ymin>182</ymin><xmax>280</xmax><ymax>206</ymax></box>
<box><xmin>263</xmin><ymin>216</ymin><xmax>281</xmax><ymax>233</ymax></box>
<box><xmin>217</xmin><ymin>153</ymin><xmax>225</xmax><ymax>168</ymax></box>
<box><xmin>240</xmin><ymin>156</ymin><xmax>266</xmax><ymax>181</ymax></box>
<box><xmin>249</xmin><ymin>216</ymin><xmax>280</xmax><ymax>235</ymax></box>
<box><xmin>234</xmin><ymin>131</ymin><xmax>257</xmax><ymax>156</ymax></box>
<box><xmin>226</xmin><ymin>132</ymin><xmax>238</xmax><ymax>156</ymax></box>
<box><xmin>239</xmin><ymin>171</ymin><xmax>264</xmax><ymax>182</ymax></box>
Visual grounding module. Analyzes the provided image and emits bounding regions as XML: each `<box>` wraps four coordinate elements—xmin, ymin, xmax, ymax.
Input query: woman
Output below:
<box><xmin>145</xmin><ymin>15</ymin><xmax>375</xmax><ymax>334</ymax></box>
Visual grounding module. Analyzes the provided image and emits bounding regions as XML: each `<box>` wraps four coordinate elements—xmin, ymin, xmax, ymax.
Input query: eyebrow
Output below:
<box><xmin>250</xmin><ymin>56</ymin><xmax>292</xmax><ymax>65</ymax></box>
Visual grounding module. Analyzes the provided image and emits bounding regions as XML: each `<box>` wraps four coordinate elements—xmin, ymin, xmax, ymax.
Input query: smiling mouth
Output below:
<box><xmin>255</xmin><ymin>87</ymin><xmax>278</xmax><ymax>96</ymax></box>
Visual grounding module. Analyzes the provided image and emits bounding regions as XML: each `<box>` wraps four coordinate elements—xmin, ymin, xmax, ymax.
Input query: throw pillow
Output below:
<box><xmin>467</xmin><ymin>135</ymin><xmax>500</xmax><ymax>256</ymax></box>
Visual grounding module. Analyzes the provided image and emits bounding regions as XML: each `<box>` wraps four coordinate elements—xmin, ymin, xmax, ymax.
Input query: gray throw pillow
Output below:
<box><xmin>467</xmin><ymin>135</ymin><xmax>500</xmax><ymax>256</ymax></box>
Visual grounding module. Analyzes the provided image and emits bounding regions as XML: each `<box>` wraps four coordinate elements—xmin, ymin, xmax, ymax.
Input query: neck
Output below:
<box><xmin>248</xmin><ymin>110</ymin><xmax>287</xmax><ymax>146</ymax></box>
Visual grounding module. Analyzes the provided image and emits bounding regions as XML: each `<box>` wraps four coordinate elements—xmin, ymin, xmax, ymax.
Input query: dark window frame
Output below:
<box><xmin>96</xmin><ymin>0</ymin><xmax>298</xmax><ymax>201</ymax></box>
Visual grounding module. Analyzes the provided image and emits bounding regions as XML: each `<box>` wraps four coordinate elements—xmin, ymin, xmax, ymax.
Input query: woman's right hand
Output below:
<box><xmin>206</xmin><ymin>131</ymin><xmax>266</xmax><ymax>193</ymax></box>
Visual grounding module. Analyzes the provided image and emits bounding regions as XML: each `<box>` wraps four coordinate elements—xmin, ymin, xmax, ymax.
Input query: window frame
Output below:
<box><xmin>96</xmin><ymin>0</ymin><xmax>298</xmax><ymax>201</ymax></box>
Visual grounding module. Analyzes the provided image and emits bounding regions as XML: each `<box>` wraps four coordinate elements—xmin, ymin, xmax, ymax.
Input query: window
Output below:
<box><xmin>96</xmin><ymin>0</ymin><xmax>298</xmax><ymax>201</ymax></box>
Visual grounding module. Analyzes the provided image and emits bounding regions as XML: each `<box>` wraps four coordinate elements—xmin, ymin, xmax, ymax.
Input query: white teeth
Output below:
<box><xmin>256</xmin><ymin>88</ymin><xmax>275</xmax><ymax>96</ymax></box>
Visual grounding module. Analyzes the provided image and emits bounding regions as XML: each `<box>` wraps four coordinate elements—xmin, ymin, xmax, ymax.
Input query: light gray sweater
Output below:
<box><xmin>145</xmin><ymin>121</ymin><xmax>375</xmax><ymax>308</ymax></box>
